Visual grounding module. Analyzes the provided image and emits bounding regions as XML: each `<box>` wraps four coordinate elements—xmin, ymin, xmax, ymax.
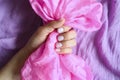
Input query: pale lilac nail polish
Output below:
<box><xmin>57</xmin><ymin>28</ymin><xmax>64</xmax><ymax>33</ymax></box>
<box><xmin>58</xmin><ymin>36</ymin><xmax>64</xmax><ymax>41</ymax></box>
<box><xmin>56</xmin><ymin>43</ymin><xmax>62</xmax><ymax>48</ymax></box>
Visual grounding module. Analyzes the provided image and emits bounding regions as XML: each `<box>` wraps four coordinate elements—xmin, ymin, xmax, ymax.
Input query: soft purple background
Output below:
<box><xmin>0</xmin><ymin>0</ymin><xmax>120</xmax><ymax>80</ymax></box>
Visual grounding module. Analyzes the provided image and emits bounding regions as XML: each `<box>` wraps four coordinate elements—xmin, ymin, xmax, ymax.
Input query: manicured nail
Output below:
<box><xmin>56</xmin><ymin>43</ymin><xmax>62</xmax><ymax>48</ymax></box>
<box><xmin>57</xmin><ymin>28</ymin><xmax>64</xmax><ymax>33</ymax></box>
<box><xmin>56</xmin><ymin>48</ymin><xmax>60</xmax><ymax>52</ymax></box>
<box><xmin>58</xmin><ymin>36</ymin><xmax>64</xmax><ymax>41</ymax></box>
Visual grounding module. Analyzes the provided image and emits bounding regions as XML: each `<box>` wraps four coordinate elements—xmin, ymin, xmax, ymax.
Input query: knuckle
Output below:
<box><xmin>71</xmin><ymin>30</ymin><xmax>76</xmax><ymax>36</ymax></box>
<box><xmin>63</xmin><ymin>32</ymin><xmax>72</xmax><ymax>40</ymax></box>
<box><xmin>61</xmin><ymin>48</ymin><xmax>72</xmax><ymax>53</ymax></box>
<box><xmin>62</xmin><ymin>41</ymin><xmax>68</xmax><ymax>47</ymax></box>
<box><xmin>41</xmin><ymin>26</ymin><xmax>53</xmax><ymax>34</ymax></box>
<box><xmin>64</xmin><ymin>26</ymin><xmax>71</xmax><ymax>32</ymax></box>
<box><xmin>47</xmin><ymin>27</ymin><xmax>53</xmax><ymax>32</ymax></box>
<box><xmin>62</xmin><ymin>39</ymin><xmax>76</xmax><ymax>47</ymax></box>
<box><xmin>59</xmin><ymin>29</ymin><xmax>76</xmax><ymax>40</ymax></box>
<box><xmin>46</xmin><ymin>21</ymin><xmax>56</xmax><ymax>28</ymax></box>
<box><xmin>65</xmin><ymin>30</ymin><xmax>76</xmax><ymax>39</ymax></box>
<box><xmin>68</xmin><ymin>40</ymin><xmax>76</xmax><ymax>47</ymax></box>
<box><xmin>73</xmin><ymin>40</ymin><xmax>77</xmax><ymax>46</ymax></box>
<box><xmin>60</xmin><ymin>38</ymin><xmax>76</xmax><ymax>48</ymax></box>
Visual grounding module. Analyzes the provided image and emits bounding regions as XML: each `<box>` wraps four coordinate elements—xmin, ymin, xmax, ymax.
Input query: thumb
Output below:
<box><xmin>40</xmin><ymin>18</ymin><xmax>65</xmax><ymax>36</ymax></box>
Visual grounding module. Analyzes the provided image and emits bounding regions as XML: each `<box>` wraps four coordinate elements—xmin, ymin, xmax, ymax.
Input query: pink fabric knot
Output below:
<box><xmin>21</xmin><ymin>0</ymin><xmax>102</xmax><ymax>80</ymax></box>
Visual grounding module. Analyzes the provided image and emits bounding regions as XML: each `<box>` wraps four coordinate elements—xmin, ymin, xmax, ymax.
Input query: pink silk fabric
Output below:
<box><xmin>21</xmin><ymin>0</ymin><xmax>102</xmax><ymax>80</ymax></box>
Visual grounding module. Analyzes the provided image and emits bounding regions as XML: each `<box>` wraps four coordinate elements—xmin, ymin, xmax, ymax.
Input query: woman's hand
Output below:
<box><xmin>0</xmin><ymin>19</ymin><xmax>77</xmax><ymax>80</ymax></box>
<box><xmin>25</xmin><ymin>18</ymin><xmax>77</xmax><ymax>53</ymax></box>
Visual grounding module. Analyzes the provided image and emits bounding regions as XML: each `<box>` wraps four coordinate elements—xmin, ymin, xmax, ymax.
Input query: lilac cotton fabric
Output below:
<box><xmin>0</xmin><ymin>0</ymin><xmax>120</xmax><ymax>80</ymax></box>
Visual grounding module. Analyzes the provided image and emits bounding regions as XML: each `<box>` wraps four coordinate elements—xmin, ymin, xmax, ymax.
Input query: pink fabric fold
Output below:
<box><xmin>21</xmin><ymin>0</ymin><xmax>102</xmax><ymax>80</ymax></box>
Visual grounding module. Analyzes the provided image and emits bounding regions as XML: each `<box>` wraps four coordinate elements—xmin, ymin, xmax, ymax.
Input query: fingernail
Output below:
<box><xmin>58</xmin><ymin>36</ymin><xmax>64</xmax><ymax>41</ymax></box>
<box><xmin>56</xmin><ymin>48</ymin><xmax>60</xmax><ymax>52</ymax></box>
<box><xmin>56</xmin><ymin>43</ymin><xmax>62</xmax><ymax>48</ymax></box>
<box><xmin>57</xmin><ymin>28</ymin><xmax>64</xmax><ymax>33</ymax></box>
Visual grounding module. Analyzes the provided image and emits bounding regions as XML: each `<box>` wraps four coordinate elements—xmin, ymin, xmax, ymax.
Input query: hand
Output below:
<box><xmin>0</xmin><ymin>19</ymin><xmax>77</xmax><ymax>80</ymax></box>
<box><xmin>25</xmin><ymin>18</ymin><xmax>77</xmax><ymax>54</ymax></box>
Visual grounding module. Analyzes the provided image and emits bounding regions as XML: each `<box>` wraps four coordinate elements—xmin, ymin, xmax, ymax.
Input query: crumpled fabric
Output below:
<box><xmin>21</xmin><ymin>0</ymin><xmax>102</xmax><ymax>80</ymax></box>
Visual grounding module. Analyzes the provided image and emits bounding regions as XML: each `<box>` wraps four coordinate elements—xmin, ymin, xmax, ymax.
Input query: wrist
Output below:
<box><xmin>1</xmin><ymin>46</ymin><xmax>33</xmax><ymax>75</ymax></box>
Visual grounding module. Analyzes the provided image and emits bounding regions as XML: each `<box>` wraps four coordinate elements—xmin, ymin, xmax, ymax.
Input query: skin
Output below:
<box><xmin>0</xmin><ymin>19</ymin><xmax>77</xmax><ymax>80</ymax></box>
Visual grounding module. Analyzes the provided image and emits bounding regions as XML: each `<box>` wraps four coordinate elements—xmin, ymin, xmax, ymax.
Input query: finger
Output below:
<box><xmin>37</xmin><ymin>18</ymin><xmax>65</xmax><ymax>36</ymax></box>
<box><xmin>57</xmin><ymin>26</ymin><xmax>71</xmax><ymax>33</ymax></box>
<box><xmin>56</xmin><ymin>39</ymin><xmax>76</xmax><ymax>48</ymax></box>
<box><xmin>57</xmin><ymin>30</ymin><xmax>77</xmax><ymax>41</ymax></box>
<box><xmin>56</xmin><ymin>48</ymin><xmax>72</xmax><ymax>54</ymax></box>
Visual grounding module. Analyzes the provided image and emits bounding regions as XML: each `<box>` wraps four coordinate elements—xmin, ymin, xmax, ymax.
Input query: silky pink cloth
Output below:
<box><xmin>21</xmin><ymin>0</ymin><xmax>102</xmax><ymax>80</ymax></box>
